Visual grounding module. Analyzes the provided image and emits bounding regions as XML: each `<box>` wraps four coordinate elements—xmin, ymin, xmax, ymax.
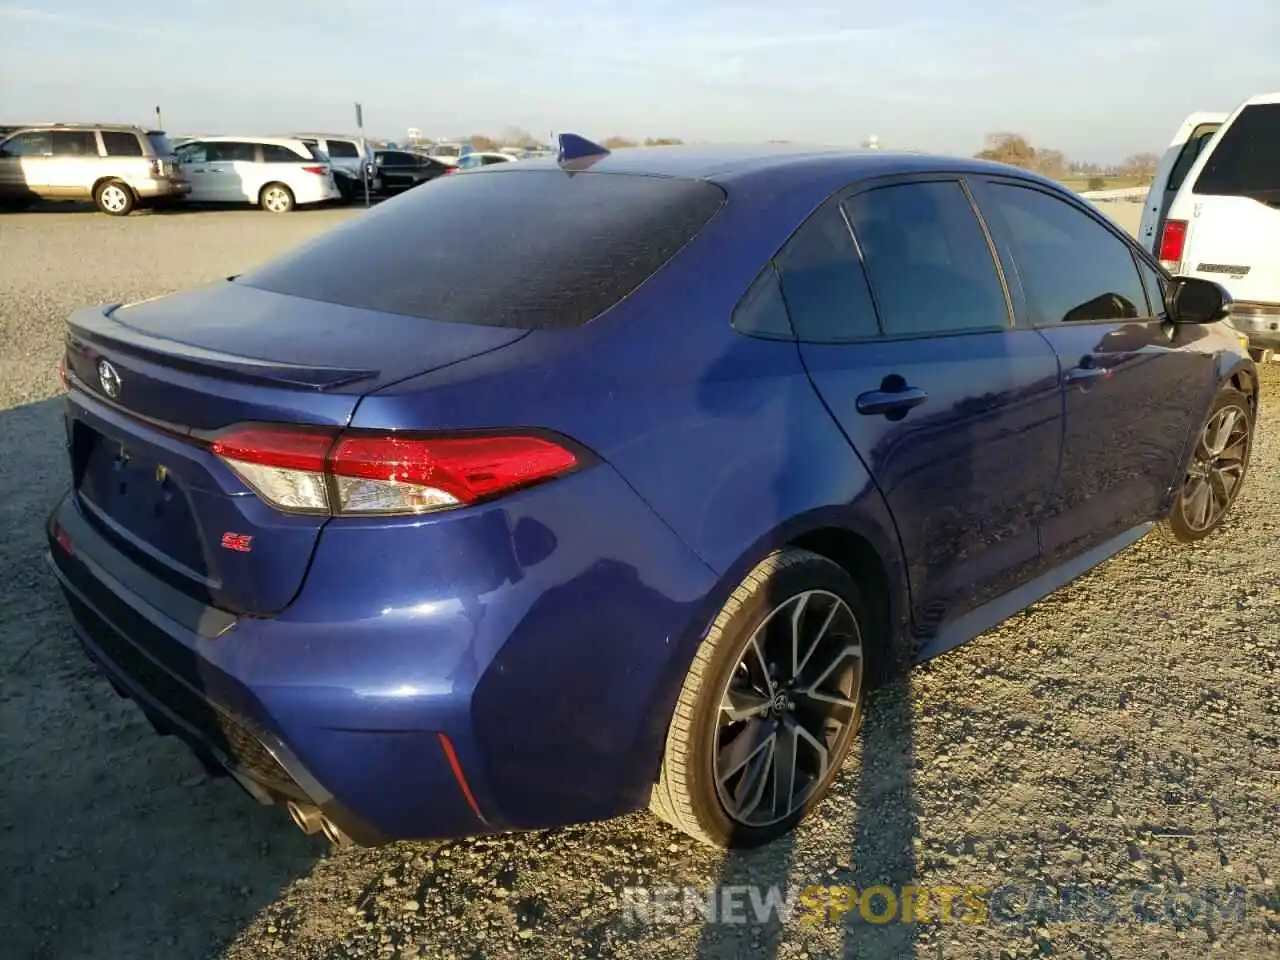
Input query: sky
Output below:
<box><xmin>1</xmin><ymin>0</ymin><xmax>1276</xmax><ymax>163</ymax></box>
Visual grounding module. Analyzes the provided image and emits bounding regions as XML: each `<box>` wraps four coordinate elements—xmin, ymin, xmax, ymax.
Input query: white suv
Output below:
<box><xmin>1140</xmin><ymin>92</ymin><xmax>1280</xmax><ymax>356</ymax></box>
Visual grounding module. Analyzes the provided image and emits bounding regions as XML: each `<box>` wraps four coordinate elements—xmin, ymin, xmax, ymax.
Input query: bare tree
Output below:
<box><xmin>1035</xmin><ymin>148</ymin><xmax>1067</xmax><ymax>178</ymax></box>
<box><xmin>975</xmin><ymin>132</ymin><xmax>1037</xmax><ymax>169</ymax></box>
<box><xmin>1120</xmin><ymin>152</ymin><xmax>1160</xmax><ymax>179</ymax></box>
<box><xmin>466</xmin><ymin>134</ymin><xmax>499</xmax><ymax>151</ymax></box>
<box><xmin>602</xmin><ymin>136</ymin><xmax>639</xmax><ymax>149</ymax></box>
<box><xmin>500</xmin><ymin>126</ymin><xmax>539</xmax><ymax>148</ymax></box>
<box><xmin>643</xmin><ymin>137</ymin><xmax>683</xmax><ymax>146</ymax></box>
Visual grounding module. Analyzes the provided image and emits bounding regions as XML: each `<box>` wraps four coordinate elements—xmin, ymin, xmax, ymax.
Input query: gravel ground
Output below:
<box><xmin>0</xmin><ymin>203</ymin><xmax>1275</xmax><ymax>960</ymax></box>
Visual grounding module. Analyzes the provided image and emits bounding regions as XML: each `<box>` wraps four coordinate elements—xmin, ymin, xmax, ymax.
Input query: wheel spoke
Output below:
<box><xmin>721</xmin><ymin>687</ymin><xmax>771</xmax><ymax>723</ymax></box>
<box><xmin>717</xmin><ymin>719</ymin><xmax>774</xmax><ymax>784</ymax></box>
<box><xmin>1207</xmin><ymin>409</ymin><xmax>1238</xmax><ymax>456</ymax></box>
<box><xmin>747</xmin><ymin>636</ymin><xmax>776</xmax><ymax>699</ymax></box>
<box><xmin>770</xmin><ymin>722</ymin><xmax>799</xmax><ymax>819</ymax></box>
<box><xmin>1184</xmin><ymin>477</ymin><xmax>1211</xmax><ymax>529</ymax></box>
<box><xmin>794</xmin><ymin>595</ymin><xmax>841</xmax><ymax>679</ymax></box>
<box><xmin>731</xmin><ymin>735</ymin><xmax>774</xmax><ymax>820</ymax></box>
<box><xmin>788</xmin><ymin>592</ymin><xmax>810</xmax><ymax>678</ymax></box>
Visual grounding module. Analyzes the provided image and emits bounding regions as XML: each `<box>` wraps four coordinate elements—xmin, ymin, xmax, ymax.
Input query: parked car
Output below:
<box><xmin>422</xmin><ymin>141</ymin><xmax>464</xmax><ymax>166</ymax></box>
<box><xmin>373</xmin><ymin>149</ymin><xmax>452</xmax><ymax>193</ymax></box>
<box><xmin>455</xmin><ymin>151</ymin><xmax>517</xmax><ymax>170</ymax></box>
<box><xmin>1140</xmin><ymin>91</ymin><xmax>1280</xmax><ymax>358</ymax></box>
<box><xmin>0</xmin><ymin>122</ymin><xmax>188</xmax><ymax>215</ymax></box>
<box><xmin>173</xmin><ymin>137</ymin><xmax>341</xmax><ymax>212</ymax></box>
<box><xmin>48</xmin><ymin>138</ymin><xmax>1256</xmax><ymax>852</ymax></box>
<box><xmin>294</xmin><ymin>133</ymin><xmax>377</xmax><ymax>201</ymax></box>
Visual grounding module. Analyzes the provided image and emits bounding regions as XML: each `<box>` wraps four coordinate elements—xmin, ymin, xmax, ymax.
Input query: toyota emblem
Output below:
<box><xmin>97</xmin><ymin>359</ymin><xmax>121</xmax><ymax>399</ymax></box>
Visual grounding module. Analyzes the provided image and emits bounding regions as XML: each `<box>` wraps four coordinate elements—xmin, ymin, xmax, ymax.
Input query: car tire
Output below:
<box><xmin>650</xmin><ymin>548</ymin><xmax>874</xmax><ymax>849</ymax></box>
<box><xmin>259</xmin><ymin>182</ymin><xmax>295</xmax><ymax>214</ymax></box>
<box><xmin>94</xmin><ymin>180</ymin><xmax>135</xmax><ymax>216</ymax></box>
<box><xmin>1160</xmin><ymin>386</ymin><xmax>1253</xmax><ymax>543</ymax></box>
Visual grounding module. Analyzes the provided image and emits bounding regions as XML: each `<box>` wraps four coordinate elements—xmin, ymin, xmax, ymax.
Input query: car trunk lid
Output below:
<box><xmin>63</xmin><ymin>281</ymin><xmax>528</xmax><ymax>615</ymax></box>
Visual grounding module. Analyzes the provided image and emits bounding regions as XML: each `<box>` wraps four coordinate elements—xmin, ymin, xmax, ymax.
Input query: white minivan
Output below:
<box><xmin>1140</xmin><ymin>92</ymin><xmax>1280</xmax><ymax>355</ymax></box>
<box><xmin>173</xmin><ymin>136</ymin><xmax>341</xmax><ymax>212</ymax></box>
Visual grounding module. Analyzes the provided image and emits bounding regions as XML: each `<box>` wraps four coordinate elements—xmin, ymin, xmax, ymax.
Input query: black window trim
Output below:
<box><xmin>967</xmin><ymin>174</ymin><xmax>1168</xmax><ymax>329</ymax></box>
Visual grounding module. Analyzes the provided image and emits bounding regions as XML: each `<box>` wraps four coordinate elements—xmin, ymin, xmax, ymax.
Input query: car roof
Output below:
<box><xmin>186</xmin><ymin>136</ymin><xmax>312</xmax><ymax>147</ymax></box>
<box><xmin>494</xmin><ymin>144</ymin><xmax>1065</xmax><ymax>209</ymax></box>
<box><xmin>2</xmin><ymin>122</ymin><xmax>150</xmax><ymax>133</ymax></box>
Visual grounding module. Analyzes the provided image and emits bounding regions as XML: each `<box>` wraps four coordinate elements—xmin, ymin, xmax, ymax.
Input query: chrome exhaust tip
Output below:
<box><xmin>286</xmin><ymin>800</ymin><xmax>324</xmax><ymax>836</ymax></box>
<box><xmin>319</xmin><ymin>814</ymin><xmax>352</xmax><ymax>847</ymax></box>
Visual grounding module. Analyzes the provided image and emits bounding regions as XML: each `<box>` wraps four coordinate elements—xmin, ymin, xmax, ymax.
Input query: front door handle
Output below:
<box><xmin>856</xmin><ymin>386</ymin><xmax>929</xmax><ymax>417</ymax></box>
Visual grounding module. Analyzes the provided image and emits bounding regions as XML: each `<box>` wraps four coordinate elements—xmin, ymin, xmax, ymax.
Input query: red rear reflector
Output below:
<box><xmin>58</xmin><ymin>355</ymin><xmax>67</xmax><ymax>389</ymax></box>
<box><xmin>301</xmin><ymin>165</ymin><xmax>327</xmax><ymax>175</ymax></box>
<box><xmin>1158</xmin><ymin>219</ymin><xmax>1188</xmax><ymax>265</ymax></box>
<box><xmin>53</xmin><ymin>522</ymin><xmax>74</xmax><ymax>555</ymax></box>
<box><xmin>436</xmin><ymin>732</ymin><xmax>488</xmax><ymax>825</ymax></box>
<box><xmin>220</xmin><ymin>532</ymin><xmax>254</xmax><ymax>552</ymax></box>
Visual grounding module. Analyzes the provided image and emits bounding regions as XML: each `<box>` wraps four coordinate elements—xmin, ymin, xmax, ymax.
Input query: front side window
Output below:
<box><xmin>0</xmin><ymin>131</ymin><xmax>53</xmax><ymax>157</ymax></box>
<box><xmin>980</xmin><ymin>183</ymin><xmax>1147</xmax><ymax>324</ymax></box>
<box><xmin>845</xmin><ymin>180</ymin><xmax>1009</xmax><ymax>336</ymax></box>
<box><xmin>176</xmin><ymin>142</ymin><xmax>208</xmax><ymax>164</ymax></box>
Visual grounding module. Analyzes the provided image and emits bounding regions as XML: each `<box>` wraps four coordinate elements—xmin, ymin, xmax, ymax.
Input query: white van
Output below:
<box><xmin>1140</xmin><ymin>92</ymin><xmax>1280</xmax><ymax>355</ymax></box>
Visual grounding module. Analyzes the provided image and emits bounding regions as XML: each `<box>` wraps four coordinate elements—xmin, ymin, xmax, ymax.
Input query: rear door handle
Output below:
<box><xmin>856</xmin><ymin>386</ymin><xmax>929</xmax><ymax>417</ymax></box>
<box><xmin>1065</xmin><ymin>365</ymin><xmax>1110</xmax><ymax>383</ymax></box>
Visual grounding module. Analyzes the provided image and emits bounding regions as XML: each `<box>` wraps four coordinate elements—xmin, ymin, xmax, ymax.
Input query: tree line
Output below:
<box><xmin>975</xmin><ymin>132</ymin><xmax>1159</xmax><ymax>186</ymax></box>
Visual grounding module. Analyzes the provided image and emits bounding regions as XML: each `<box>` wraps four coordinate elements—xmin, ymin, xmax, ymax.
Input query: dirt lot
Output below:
<box><xmin>0</xmin><ymin>204</ymin><xmax>1275</xmax><ymax>960</ymax></box>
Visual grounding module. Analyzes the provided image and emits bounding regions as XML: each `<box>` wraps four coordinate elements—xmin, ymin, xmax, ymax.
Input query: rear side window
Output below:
<box><xmin>262</xmin><ymin>143</ymin><xmax>306</xmax><ymax>163</ymax></box>
<box><xmin>845</xmin><ymin>181</ymin><xmax>1009</xmax><ymax>336</ymax></box>
<box><xmin>101</xmin><ymin>131</ymin><xmax>144</xmax><ymax>156</ymax></box>
<box><xmin>732</xmin><ymin>267</ymin><xmax>793</xmax><ymax>340</ymax></box>
<box><xmin>775</xmin><ymin>205</ymin><xmax>879</xmax><ymax>342</ymax></box>
<box><xmin>982</xmin><ymin>183</ymin><xmax>1147</xmax><ymax>324</ymax></box>
<box><xmin>51</xmin><ymin>131</ymin><xmax>99</xmax><ymax>156</ymax></box>
<box><xmin>207</xmin><ymin>141</ymin><xmax>258</xmax><ymax>162</ymax></box>
<box><xmin>1194</xmin><ymin>103</ymin><xmax>1280</xmax><ymax>200</ymax></box>
<box><xmin>1167</xmin><ymin>123</ymin><xmax>1220</xmax><ymax>193</ymax></box>
<box><xmin>326</xmin><ymin>140</ymin><xmax>360</xmax><ymax>158</ymax></box>
<box><xmin>237</xmin><ymin>171</ymin><xmax>726</xmax><ymax>328</ymax></box>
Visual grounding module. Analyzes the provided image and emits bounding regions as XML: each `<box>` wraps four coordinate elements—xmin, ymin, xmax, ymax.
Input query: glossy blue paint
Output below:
<box><xmin>47</xmin><ymin>147</ymin><xmax>1254</xmax><ymax>844</ymax></box>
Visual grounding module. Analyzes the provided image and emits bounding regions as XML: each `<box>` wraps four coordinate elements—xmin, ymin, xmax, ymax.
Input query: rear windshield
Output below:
<box><xmin>1194</xmin><ymin>103</ymin><xmax>1280</xmax><ymax>200</ymax></box>
<box><xmin>147</xmin><ymin>131</ymin><xmax>175</xmax><ymax>157</ymax></box>
<box><xmin>236</xmin><ymin>170</ymin><xmax>726</xmax><ymax>328</ymax></box>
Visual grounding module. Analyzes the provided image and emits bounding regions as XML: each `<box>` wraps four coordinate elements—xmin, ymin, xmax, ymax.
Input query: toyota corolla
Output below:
<box><xmin>47</xmin><ymin>135</ymin><xmax>1256</xmax><ymax>849</ymax></box>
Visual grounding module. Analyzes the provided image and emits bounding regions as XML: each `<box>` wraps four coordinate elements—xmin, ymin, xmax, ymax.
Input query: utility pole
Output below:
<box><xmin>155</xmin><ymin>105</ymin><xmax>163</xmax><ymax>130</ymax></box>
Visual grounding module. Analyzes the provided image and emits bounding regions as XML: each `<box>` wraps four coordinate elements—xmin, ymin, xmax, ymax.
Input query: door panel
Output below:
<box><xmin>972</xmin><ymin>178</ymin><xmax>1219</xmax><ymax>562</ymax></box>
<box><xmin>784</xmin><ymin>184</ymin><xmax>1064</xmax><ymax>625</ymax></box>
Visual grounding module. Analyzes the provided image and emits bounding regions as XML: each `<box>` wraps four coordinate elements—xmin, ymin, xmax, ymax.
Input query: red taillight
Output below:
<box><xmin>301</xmin><ymin>165</ymin><xmax>328</xmax><ymax>176</ymax></box>
<box><xmin>209</xmin><ymin>426</ymin><xmax>579</xmax><ymax>516</ymax></box>
<box><xmin>52</xmin><ymin>521</ymin><xmax>74</xmax><ymax>555</ymax></box>
<box><xmin>1158</xmin><ymin>219</ymin><xmax>1188</xmax><ymax>269</ymax></box>
<box><xmin>58</xmin><ymin>355</ymin><xmax>67</xmax><ymax>389</ymax></box>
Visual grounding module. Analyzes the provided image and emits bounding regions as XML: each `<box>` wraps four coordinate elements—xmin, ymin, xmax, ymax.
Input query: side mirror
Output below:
<box><xmin>1165</xmin><ymin>276</ymin><xmax>1232</xmax><ymax>324</ymax></box>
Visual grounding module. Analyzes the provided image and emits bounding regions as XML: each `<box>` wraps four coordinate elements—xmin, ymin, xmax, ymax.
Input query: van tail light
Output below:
<box><xmin>301</xmin><ymin>165</ymin><xmax>328</xmax><ymax>176</ymax></box>
<box><xmin>210</xmin><ymin>426</ymin><xmax>581</xmax><ymax>516</ymax></box>
<box><xmin>1158</xmin><ymin>219</ymin><xmax>1188</xmax><ymax>272</ymax></box>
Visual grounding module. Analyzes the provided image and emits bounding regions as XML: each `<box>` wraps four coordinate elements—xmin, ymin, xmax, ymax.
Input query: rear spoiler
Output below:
<box><xmin>68</xmin><ymin>305</ymin><xmax>378</xmax><ymax>391</ymax></box>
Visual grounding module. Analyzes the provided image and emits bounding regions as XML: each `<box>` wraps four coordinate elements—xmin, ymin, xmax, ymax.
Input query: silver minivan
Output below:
<box><xmin>0</xmin><ymin>122</ymin><xmax>190</xmax><ymax>215</ymax></box>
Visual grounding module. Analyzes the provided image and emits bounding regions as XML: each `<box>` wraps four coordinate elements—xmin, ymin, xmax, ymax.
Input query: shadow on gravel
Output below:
<box><xmin>0</xmin><ymin>397</ymin><xmax>324</xmax><ymax>959</ymax></box>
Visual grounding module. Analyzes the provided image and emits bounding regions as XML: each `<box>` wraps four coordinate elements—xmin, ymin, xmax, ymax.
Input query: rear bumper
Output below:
<box><xmin>1227</xmin><ymin>304</ymin><xmax>1280</xmax><ymax>350</ymax></box>
<box><xmin>132</xmin><ymin>178</ymin><xmax>191</xmax><ymax>200</ymax></box>
<box><xmin>46</xmin><ymin>461</ymin><xmax>720</xmax><ymax>842</ymax></box>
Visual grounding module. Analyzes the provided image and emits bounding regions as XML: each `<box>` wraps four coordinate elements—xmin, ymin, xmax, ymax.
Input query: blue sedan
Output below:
<box><xmin>47</xmin><ymin>136</ymin><xmax>1256</xmax><ymax>849</ymax></box>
